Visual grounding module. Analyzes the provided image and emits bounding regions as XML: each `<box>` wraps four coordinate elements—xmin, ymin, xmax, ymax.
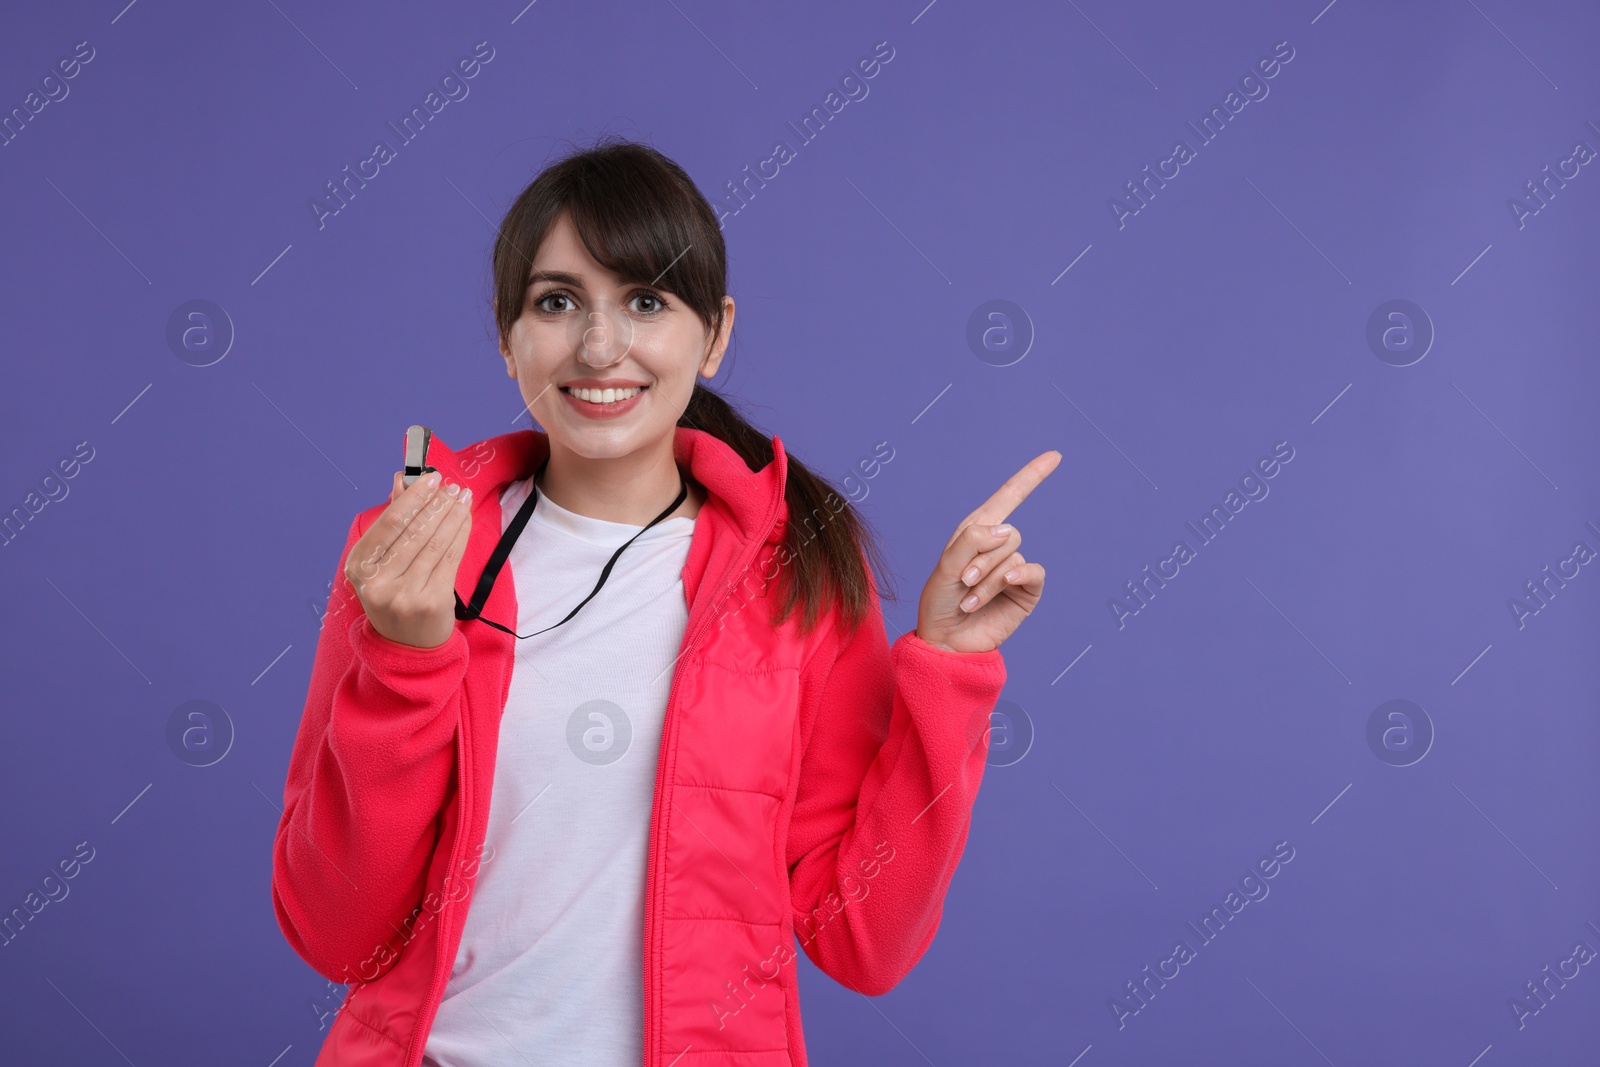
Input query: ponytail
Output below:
<box><xmin>679</xmin><ymin>383</ymin><xmax>895</xmax><ymax>637</ymax></box>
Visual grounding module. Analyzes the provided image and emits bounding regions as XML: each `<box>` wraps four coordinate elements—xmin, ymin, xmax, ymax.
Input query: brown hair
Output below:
<box><xmin>490</xmin><ymin>135</ymin><xmax>896</xmax><ymax>636</ymax></box>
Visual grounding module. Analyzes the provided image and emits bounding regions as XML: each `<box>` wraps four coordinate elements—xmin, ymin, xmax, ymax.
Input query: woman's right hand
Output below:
<box><xmin>343</xmin><ymin>470</ymin><xmax>474</xmax><ymax>649</ymax></box>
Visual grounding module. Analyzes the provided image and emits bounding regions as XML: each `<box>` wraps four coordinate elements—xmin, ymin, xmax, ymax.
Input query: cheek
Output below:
<box><xmin>513</xmin><ymin>322</ymin><xmax>562</xmax><ymax>360</ymax></box>
<box><xmin>633</xmin><ymin>333</ymin><xmax>704</xmax><ymax>390</ymax></box>
<box><xmin>510</xmin><ymin>334</ymin><xmax>567</xmax><ymax>386</ymax></box>
<box><xmin>653</xmin><ymin>366</ymin><xmax>704</xmax><ymax>419</ymax></box>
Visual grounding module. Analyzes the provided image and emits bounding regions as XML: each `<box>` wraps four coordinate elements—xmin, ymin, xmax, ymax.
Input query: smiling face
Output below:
<box><xmin>498</xmin><ymin>210</ymin><xmax>734</xmax><ymax>462</ymax></box>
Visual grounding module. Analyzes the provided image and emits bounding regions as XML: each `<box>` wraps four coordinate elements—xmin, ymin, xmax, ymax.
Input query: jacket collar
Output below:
<box><xmin>414</xmin><ymin>424</ymin><xmax>790</xmax><ymax>548</ymax></box>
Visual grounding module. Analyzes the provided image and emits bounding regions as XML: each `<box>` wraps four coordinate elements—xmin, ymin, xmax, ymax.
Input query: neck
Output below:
<box><xmin>536</xmin><ymin>435</ymin><xmax>704</xmax><ymax>525</ymax></box>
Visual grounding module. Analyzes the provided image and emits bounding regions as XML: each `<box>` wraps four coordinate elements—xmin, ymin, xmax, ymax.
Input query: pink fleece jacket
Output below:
<box><xmin>271</xmin><ymin>424</ymin><xmax>1007</xmax><ymax>1066</ymax></box>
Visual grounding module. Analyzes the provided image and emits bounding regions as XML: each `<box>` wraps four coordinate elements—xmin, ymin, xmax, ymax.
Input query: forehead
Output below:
<box><xmin>528</xmin><ymin>215</ymin><xmax>593</xmax><ymax>267</ymax></box>
<box><xmin>527</xmin><ymin>213</ymin><xmax>627</xmax><ymax>288</ymax></box>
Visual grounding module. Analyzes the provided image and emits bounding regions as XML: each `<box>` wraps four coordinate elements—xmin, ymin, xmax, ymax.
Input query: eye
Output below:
<box><xmin>534</xmin><ymin>290</ymin><xmax>574</xmax><ymax>314</ymax></box>
<box><xmin>631</xmin><ymin>290</ymin><xmax>669</xmax><ymax>315</ymax></box>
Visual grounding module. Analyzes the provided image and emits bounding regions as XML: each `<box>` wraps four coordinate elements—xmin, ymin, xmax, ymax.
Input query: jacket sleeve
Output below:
<box><xmin>271</xmin><ymin>512</ymin><xmax>471</xmax><ymax>984</ymax></box>
<box><xmin>784</xmin><ymin>563</ymin><xmax>1007</xmax><ymax>996</ymax></box>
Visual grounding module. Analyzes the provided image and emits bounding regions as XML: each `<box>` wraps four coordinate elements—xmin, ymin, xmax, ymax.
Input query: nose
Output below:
<box><xmin>574</xmin><ymin>301</ymin><xmax>634</xmax><ymax>367</ymax></box>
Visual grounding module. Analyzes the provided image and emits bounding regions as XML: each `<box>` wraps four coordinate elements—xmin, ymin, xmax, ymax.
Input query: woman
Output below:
<box><xmin>272</xmin><ymin>137</ymin><xmax>1058</xmax><ymax>1067</ymax></box>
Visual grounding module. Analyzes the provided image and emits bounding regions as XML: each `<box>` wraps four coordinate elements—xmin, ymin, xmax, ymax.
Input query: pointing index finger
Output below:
<box><xmin>960</xmin><ymin>450</ymin><xmax>1062</xmax><ymax>532</ymax></box>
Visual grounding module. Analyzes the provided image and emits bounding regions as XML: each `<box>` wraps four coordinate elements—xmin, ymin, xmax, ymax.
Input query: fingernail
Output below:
<box><xmin>426</xmin><ymin>471</ymin><xmax>441</xmax><ymax>487</ymax></box>
<box><xmin>962</xmin><ymin>565</ymin><xmax>981</xmax><ymax>586</ymax></box>
<box><xmin>446</xmin><ymin>482</ymin><xmax>461</xmax><ymax>498</ymax></box>
<box><xmin>961</xmin><ymin>593</ymin><xmax>979</xmax><ymax>612</ymax></box>
<box><xmin>992</xmin><ymin>524</ymin><xmax>1011</xmax><ymax>537</ymax></box>
<box><xmin>461</xmin><ymin>488</ymin><xmax>473</xmax><ymax>505</ymax></box>
<box><xmin>1004</xmin><ymin>569</ymin><xmax>1019</xmax><ymax>582</ymax></box>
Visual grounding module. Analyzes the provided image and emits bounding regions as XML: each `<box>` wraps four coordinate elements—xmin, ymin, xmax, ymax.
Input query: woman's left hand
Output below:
<box><xmin>915</xmin><ymin>450</ymin><xmax>1061</xmax><ymax>655</ymax></box>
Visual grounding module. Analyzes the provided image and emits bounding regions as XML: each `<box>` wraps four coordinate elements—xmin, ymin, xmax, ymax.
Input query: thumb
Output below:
<box><xmin>389</xmin><ymin>470</ymin><xmax>404</xmax><ymax>504</ymax></box>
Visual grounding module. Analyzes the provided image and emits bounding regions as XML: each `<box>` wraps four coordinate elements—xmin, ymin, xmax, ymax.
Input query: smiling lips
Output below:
<box><xmin>559</xmin><ymin>382</ymin><xmax>647</xmax><ymax>418</ymax></box>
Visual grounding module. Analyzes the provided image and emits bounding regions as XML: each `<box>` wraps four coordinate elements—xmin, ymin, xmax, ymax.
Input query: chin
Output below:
<box><xmin>549</xmin><ymin>424</ymin><xmax>655</xmax><ymax>458</ymax></box>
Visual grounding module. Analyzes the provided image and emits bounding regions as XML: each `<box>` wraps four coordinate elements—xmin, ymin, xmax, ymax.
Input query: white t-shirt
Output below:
<box><xmin>422</xmin><ymin>474</ymin><xmax>696</xmax><ymax>1067</ymax></box>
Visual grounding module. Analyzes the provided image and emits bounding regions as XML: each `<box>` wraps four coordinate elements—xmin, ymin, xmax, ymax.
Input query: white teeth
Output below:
<box><xmin>568</xmin><ymin>386</ymin><xmax>642</xmax><ymax>404</ymax></box>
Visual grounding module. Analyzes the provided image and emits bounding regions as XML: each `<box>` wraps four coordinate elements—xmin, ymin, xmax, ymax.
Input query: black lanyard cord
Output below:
<box><xmin>454</xmin><ymin>456</ymin><xmax>690</xmax><ymax>639</ymax></box>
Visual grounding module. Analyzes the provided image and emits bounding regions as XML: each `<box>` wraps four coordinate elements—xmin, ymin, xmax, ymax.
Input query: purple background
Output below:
<box><xmin>2</xmin><ymin>0</ymin><xmax>1598</xmax><ymax>1064</ymax></box>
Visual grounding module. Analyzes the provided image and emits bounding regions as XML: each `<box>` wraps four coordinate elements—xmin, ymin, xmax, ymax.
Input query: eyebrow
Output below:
<box><xmin>525</xmin><ymin>268</ymin><xmax>664</xmax><ymax>291</ymax></box>
<box><xmin>526</xmin><ymin>269</ymin><xmax>586</xmax><ymax>289</ymax></box>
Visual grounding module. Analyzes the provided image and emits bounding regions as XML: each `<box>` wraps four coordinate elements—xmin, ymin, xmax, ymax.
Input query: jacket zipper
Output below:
<box><xmin>643</xmin><ymin>492</ymin><xmax>784</xmax><ymax>1067</ymax></box>
<box><xmin>381</xmin><ymin>460</ymin><xmax>781</xmax><ymax>1067</ymax></box>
